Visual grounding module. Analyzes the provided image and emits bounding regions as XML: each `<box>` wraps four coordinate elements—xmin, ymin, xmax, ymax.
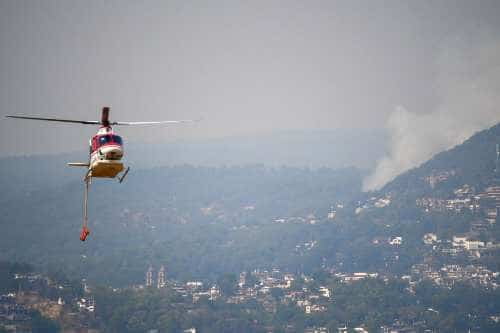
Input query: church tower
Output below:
<box><xmin>157</xmin><ymin>265</ymin><xmax>166</xmax><ymax>288</ymax></box>
<box><xmin>146</xmin><ymin>266</ymin><xmax>154</xmax><ymax>287</ymax></box>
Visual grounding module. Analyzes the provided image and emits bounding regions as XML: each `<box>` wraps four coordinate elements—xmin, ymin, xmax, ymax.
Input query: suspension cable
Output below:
<box><xmin>80</xmin><ymin>177</ymin><xmax>90</xmax><ymax>241</ymax></box>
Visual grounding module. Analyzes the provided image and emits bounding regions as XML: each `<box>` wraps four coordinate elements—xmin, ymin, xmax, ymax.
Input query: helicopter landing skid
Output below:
<box><xmin>118</xmin><ymin>166</ymin><xmax>130</xmax><ymax>183</ymax></box>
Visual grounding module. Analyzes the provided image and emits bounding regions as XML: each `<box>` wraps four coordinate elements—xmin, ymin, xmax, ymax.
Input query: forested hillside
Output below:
<box><xmin>2</xmin><ymin>123</ymin><xmax>500</xmax><ymax>332</ymax></box>
<box><xmin>1</xmin><ymin>123</ymin><xmax>499</xmax><ymax>287</ymax></box>
<box><xmin>0</xmin><ymin>165</ymin><xmax>363</xmax><ymax>285</ymax></box>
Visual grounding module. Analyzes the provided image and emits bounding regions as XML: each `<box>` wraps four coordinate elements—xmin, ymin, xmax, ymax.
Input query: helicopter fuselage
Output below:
<box><xmin>88</xmin><ymin>126</ymin><xmax>124</xmax><ymax>178</ymax></box>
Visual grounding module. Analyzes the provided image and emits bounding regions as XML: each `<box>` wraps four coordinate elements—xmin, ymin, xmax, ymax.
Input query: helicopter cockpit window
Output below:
<box><xmin>99</xmin><ymin>135</ymin><xmax>111</xmax><ymax>146</ymax></box>
<box><xmin>112</xmin><ymin>135</ymin><xmax>123</xmax><ymax>145</ymax></box>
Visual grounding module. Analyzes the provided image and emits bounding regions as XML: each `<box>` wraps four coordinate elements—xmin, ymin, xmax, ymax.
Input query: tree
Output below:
<box><xmin>245</xmin><ymin>271</ymin><xmax>259</xmax><ymax>288</ymax></box>
<box><xmin>217</xmin><ymin>273</ymin><xmax>238</xmax><ymax>296</ymax></box>
<box><xmin>31</xmin><ymin>311</ymin><xmax>60</xmax><ymax>333</ymax></box>
<box><xmin>270</xmin><ymin>287</ymin><xmax>284</xmax><ymax>300</ymax></box>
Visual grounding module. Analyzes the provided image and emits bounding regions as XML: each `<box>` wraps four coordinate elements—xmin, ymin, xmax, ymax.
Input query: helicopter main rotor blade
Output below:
<box><xmin>5</xmin><ymin>115</ymin><xmax>100</xmax><ymax>125</ymax></box>
<box><xmin>111</xmin><ymin>119</ymin><xmax>200</xmax><ymax>126</ymax></box>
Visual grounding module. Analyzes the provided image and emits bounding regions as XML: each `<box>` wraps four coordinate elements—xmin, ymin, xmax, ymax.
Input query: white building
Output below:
<box><xmin>186</xmin><ymin>281</ymin><xmax>203</xmax><ymax>290</ymax></box>
<box><xmin>318</xmin><ymin>286</ymin><xmax>331</xmax><ymax>298</ymax></box>
<box><xmin>209</xmin><ymin>285</ymin><xmax>220</xmax><ymax>300</ymax></box>
<box><xmin>423</xmin><ymin>233</ymin><xmax>437</xmax><ymax>245</ymax></box>
<box><xmin>465</xmin><ymin>240</ymin><xmax>485</xmax><ymax>250</ymax></box>
<box><xmin>452</xmin><ymin>236</ymin><xmax>468</xmax><ymax>247</ymax></box>
<box><xmin>390</xmin><ymin>237</ymin><xmax>402</xmax><ymax>246</ymax></box>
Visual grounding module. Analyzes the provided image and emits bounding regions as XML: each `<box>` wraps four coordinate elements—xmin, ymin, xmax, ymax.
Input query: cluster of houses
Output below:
<box><xmin>76</xmin><ymin>297</ymin><xmax>95</xmax><ymax>313</ymax></box>
<box><xmin>177</xmin><ymin>282</ymin><xmax>222</xmax><ymax>303</ymax></box>
<box><xmin>410</xmin><ymin>263</ymin><xmax>499</xmax><ymax>289</ymax></box>
<box><xmin>416</xmin><ymin>183</ymin><xmax>499</xmax><ymax>225</ymax></box>
<box><xmin>425</xmin><ymin>170</ymin><xmax>457</xmax><ymax>188</ymax></box>
<box><xmin>416</xmin><ymin>196</ymin><xmax>480</xmax><ymax>213</ymax></box>
<box><xmin>0</xmin><ymin>294</ymin><xmax>30</xmax><ymax>331</ymax></box>
<box><xmin>141</xmin><ymin>267</ymin><xmax>335</xmax><ymax>316</ymax></box>
<box><xmin>333</xmin><ymin>272</ymin><xmax>379</xmax><ymax>283</ymax></box>
<box><xmin>355</xmin><ymin>195</ymin><xmax>392</xmax><ymax>215</ymax></box>
<box><xmin>303</xmin><ymin>324</ymin><xmax>371</xmax><ymax>333</ymax></box>
<box><xmin>422</xmin><ymin>232</ymin><xmax>500</xmax><ymax>259</ymax></box>
<box><xmin>273</xmin><ymin>216</ymin><xmax>319</xmax><ymax>225</ymax></box>
<box><xmin>238</xmin><ymin>269</ymin><xmax>332</xmax><ymax>315</ymax></box>
<box><xmin>273</xmin><ymin>202</ymin><xmax>345</xmax><ymax>225</ymax></box>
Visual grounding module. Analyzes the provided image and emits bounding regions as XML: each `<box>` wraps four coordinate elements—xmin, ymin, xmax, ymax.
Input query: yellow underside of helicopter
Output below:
<box><xmin>90</xmin><ymin>160</ymin><xmax>124</xmax><ymax>178</ymax></box>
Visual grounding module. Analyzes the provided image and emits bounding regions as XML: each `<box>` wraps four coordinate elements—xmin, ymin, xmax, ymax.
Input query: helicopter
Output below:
<box><xmin>6</xmin><ymin>107</ymin><xmax>198</xmax><ymax>241</ymax></box>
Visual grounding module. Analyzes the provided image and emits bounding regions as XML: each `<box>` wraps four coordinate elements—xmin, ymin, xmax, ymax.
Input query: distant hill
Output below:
<box><xmin>3</xmin><ymin>124</ymin><xmax>498</xmax><ymax>287</ymax></box>
<box><xmin>381</xmin><ymin>122</ymin><xmax>500</xmax><ymax>198</ymax></box>
<box><xmin>125</xmin><ymin>128</ymin><xmax>388</xmax><ymax>170</ymax></box>
<box><xmin>0</xmin><ymin>128</ymin><xmax>387</xmax><ymax>189</ymax></box>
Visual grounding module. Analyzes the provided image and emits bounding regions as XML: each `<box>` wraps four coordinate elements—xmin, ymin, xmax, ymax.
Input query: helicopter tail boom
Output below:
<box><xmin>67</xmin><ymin>162</ymin><xmax>90</xmax><ymax>167</ymax></box>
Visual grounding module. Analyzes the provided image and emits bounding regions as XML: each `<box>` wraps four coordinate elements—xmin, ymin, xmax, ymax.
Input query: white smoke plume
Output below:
<box><xmin>363</xmin><ymin>42</ymin><xmax>500</xmax><ymax>191</ymax></box>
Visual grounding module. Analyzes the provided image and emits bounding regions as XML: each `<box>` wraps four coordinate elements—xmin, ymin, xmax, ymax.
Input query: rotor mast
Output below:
<box><xmin>101</xmin><ymin>107</ymin><xmax>110</xmax><ymax>127</ymax></box>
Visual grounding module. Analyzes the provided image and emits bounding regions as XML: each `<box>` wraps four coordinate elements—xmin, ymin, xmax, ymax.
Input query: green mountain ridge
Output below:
<box><xmin>1</xmin><ymin>123</ymin><xmax>499</xmax><ymax>287</ymax></box>
<box><xmin>0</xmin><ymin>164</ymin><xmax>363</xmax><ymax>286</ymax></box>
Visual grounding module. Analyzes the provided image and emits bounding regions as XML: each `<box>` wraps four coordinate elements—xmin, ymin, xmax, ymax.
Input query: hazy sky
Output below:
<box><xmin>1</xmin><ymin>0</ymin><xmax>500</xmax><ymax>156</ymax></box>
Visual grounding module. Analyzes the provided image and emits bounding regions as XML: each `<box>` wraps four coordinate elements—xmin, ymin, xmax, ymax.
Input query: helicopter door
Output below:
<box><xmin>91</xmin><ymin>137</ymin><xmax>98</xmax><ymax>152</ymax></box>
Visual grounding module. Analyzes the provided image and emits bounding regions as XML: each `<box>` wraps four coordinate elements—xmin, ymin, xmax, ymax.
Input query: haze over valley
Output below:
<box><xmin>2</xmin><ymin>1</ymin><xmax>500</xmax><ymax>332</ymax></box>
